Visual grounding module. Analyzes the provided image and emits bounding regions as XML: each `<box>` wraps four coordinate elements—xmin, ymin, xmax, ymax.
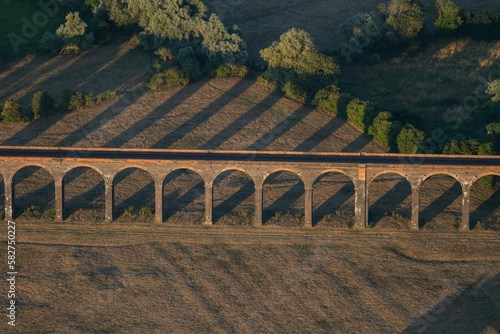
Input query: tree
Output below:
<box><xmin>32</xmin><ymin>91</ymin><xmax>55</xmax><ymax>120</ymax></box>
<box><xmin>57</xmin><ymin>12</ymin><xmax>87</xmax><ymax>38</ymax></box>
<box><xmin>486</xmin><ymin>79</ymin><xmax>500</xmax><ymax>102</ymax></box>
<box><xmin>386</xmin><ymin>0</ymin><xmax>424</xmax><ymax>39</ymax></box>
<box><xmin>346</xmin><ymin>98</ymin><xmax>376</xmax><ymax>132</ymax></box>
<box><xmin>260</xmin><ymin>28</ymin><xmax>339</xmax><ymax>100</ymax></box>
<box><xmin>434</xmin><ymin>0</ymin><xmax>462</xmax><ymax>33</ymax></box>
<box><xmin>339</xmin><ymin>13</ymin><xmax>384</xmax><ymax>62</ymax></box>
<box><xmin>368</xmin><ymin>111</ymin><xmax>402</xmax><ymax>151</ymax></box>
<box><xmin>200</xmin><ymin>14</ymin><xmax>248</xmax><ymax>65</ymax></box>
<box><xmin>397</xmin><ymin>124</ymin><xmax>425</xmax><ymax>153</ymax></box>
<box><xmin>260</xmin><ymin>28</ymin><xmax>338</xmax><ymax>75</ymax></box>
<box><xmin>1</xmin><ymin>100</ymin><xmax>26</xmax><ymax>123</ymax></box>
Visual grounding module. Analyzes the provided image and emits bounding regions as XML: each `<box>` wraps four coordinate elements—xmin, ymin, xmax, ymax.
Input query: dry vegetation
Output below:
<box><xmin>0</xmin><ymin>1</ymin><xmax>499</xmax><ymax>332</ymax></box>
<box><xmin>1</xmin><ymin>224</ymin><xmax>499</xmax><ymax>333</ymax></box>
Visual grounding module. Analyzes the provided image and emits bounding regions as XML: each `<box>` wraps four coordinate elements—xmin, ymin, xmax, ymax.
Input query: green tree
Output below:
<box><xmin>368</xmin><ymin>111</ymin><xmax>402</xmax><ymax>151</ymax></box>
<box><xmin>200</xmin><ymin>14</ymin><xmax>248</xmax><ymax>65</ymax></box>
<box><xmin>339</xmin><ymin>13</ymin><xmax>384</xmax><ymax>62</ymax></box>
<box><xmin>346</xmin><ymin>98</ymin><xmax>376</xmax><ymax>132</ymax></box>
<box><xmin>260</xmin><ymin>28</ymin><xmax>339</xmax><ymax>100</ymax></box>
<box><xmin>434</xmin><ymin>0</ymin><xmax>462</xmax><ymax>33</ymax></box>
<box><xmin>386</xmin><ymin>0</ymin><xmax>424</xmax><ymax>39</ymax></box>
<box><xmin>397</xmin><ymin>124</ymin><xmax>425</xmax><ymax>153</ymax></box>
<box><xmin>32</xmin><ymin>91</ymin><xmax>55</xmax><ymax>120</ymax></box>
<box><xmin>486</xmin><ymin>79</ymin><xmax>500</xmax><ymax>102</ymax></box>
<box><xmin>57</xmin><ymin>12</ymin><xmax>87</xmax><ymax>38</ymax></box>
<box><xmin>260</xmin><ymin>28</ymin><xmax>338</xmax><ymax>76</ymax></box>
<box><xmin>443</xmin><ymin>139</ymin><xmax>480</xmax><ymax>155</ymax></box>
<box><xmin>1</xmin><ymin>100</ymin><xmax>26</xmax><ymax>123</ymax></box>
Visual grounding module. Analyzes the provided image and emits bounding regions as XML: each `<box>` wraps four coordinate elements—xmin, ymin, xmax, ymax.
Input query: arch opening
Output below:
<box><xmin>14</xmin><ymin>166</ymin><xmax>54</xmax><ymax>220</ymax></box>
<box><xmin>64</xmin><ymin>167</ymin><xmax>105</xmax><ymax>222</ymax></box>
<box><xmin>419</xmin><ymin>174</ymin><xmax>462</xmax><ymax>230</ymax></box>
<box><xmin>213</xmin><ymin>170</ymin><xmax>254</xmax><ymax>225</ymax></box>
<box><xmin>313</xmin><ymin>172</ymin><xmax>355</xmax><ymax>228</ymax></box>
<box><xmin>368</xmin><ymin>173</ymin><xmax>411</xmax><ymax>229</ymax></box>
<box><xmin>114</xmin><ymin>168</ymin><xmax>155</xmax><ymax>222</ymax></box>
<box><xmin>163</xmin><ymin>169</ymin><xmax>204</xmax><ymax>225</ymax></box>
<box><xmin>470</xmin><ymin>175</ymin><xmax>500</xmax><ymax>231</ymax></box>
<box><xmin>263</xmin><ymin>171</ymin><xmax>304</xmax><ymax>226</ymax></box>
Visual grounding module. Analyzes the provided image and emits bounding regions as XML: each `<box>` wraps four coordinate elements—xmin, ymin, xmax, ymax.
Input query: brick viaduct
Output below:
<box><xmin>1</xmin><ymin>147</ymin><xmax>499</xmax><ymax>230</ymax></box>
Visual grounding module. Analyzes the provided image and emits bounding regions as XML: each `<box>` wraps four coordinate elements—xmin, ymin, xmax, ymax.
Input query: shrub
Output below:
<box><xmin>148</xmin><ymin>67</ymin><xmax>188</xmax><ymax>90</ymax></box>
<box><xmin>84</xmin><ymin>93</ymin><xmax>96</xmax><ymax>108</ymax></box>
<box><xmin>386</xmin><ymin>0</ymin><xmax>424</xmax><ymax>40</ymax></box>
<box><xmin>215</xmin><ymin>64</ymin><xmax>232</xmax><ymax>78</ymax></box>
<box><xmin>434</xmin><ymin>0</ymin><xmax>463</xmax><ymax>33</ymax></box>
<box><xmin>1</xmin><ymin>99</ymin><xmax>26</xmax><ymax>123</ymax></box>
<box><xmin>139</xmin><ymin>207</ymin><xmax>154</xmax><ymax>217</ymax></box>
<box><xmin>44</xmin><ymin>208</ymin><xmax>56</xmax><ymax>220</ymax></box>
<box><xmin>443</xmin><ymin>139</ymin><xmax>480</xmax><ymax>155</ymax></box>
<box><xmin>486</xmin><ymin>79</ymin><xmax>500</xmax><ymax>102</ymax></box>
<box><xmin>486</xmin><ymin>123</ymin><xmax>500</xmax><ymax>134</ymax></box>
<box><xmin>368</xmin><ymin>111</ymin><xmax>402</xmax><ymax>151</ymax></box>
<box><xmin>67</xmin><ymin>91</ymin><xmax>85</xmax><ymax>111</ymax></box>
<box><xmin>462</xmin><ymin>11</ymin><xmax>500</xmax><ymax>40</ymax></box>
<box><xmin>312</xmin><ymin>84</ymin><xmax>341</xmax><ymax>115</ymax></box>
<box><xmin>397</xmin><ymin>124</ymin><xmax>425</xmax><ymax>153</ymax></box>
<box><xmin>57</xmin><ymin>12</ymin><xmax>87</xmax><ymax>38</ymax></box>
<box><xmin>99</xmin><ymin>90</ymin><xmax>118</xmax><ymax>103</ymax></box>
<box><xmin>180</xmin><ymin>58</ymin><xmax>202</xmax><ymax>82</ymax></box>
<box><xmin>23</xmin><ymin>205</ymin><xmax>41</xmax><ymax>218</ymax></box>
<box><xmin>32</xmin><ymin>91</ymin><xmax>55</xmax><ymax>120</ymax></box>
<box><xmin>339</xmin><ymin>13</ymin><xmax>384</xmax><ymax>62</ymax></box>
<box><xmin>346</xmin><ymin>98</ymin><xmax>376</xmax><ymax>132</ymax></box>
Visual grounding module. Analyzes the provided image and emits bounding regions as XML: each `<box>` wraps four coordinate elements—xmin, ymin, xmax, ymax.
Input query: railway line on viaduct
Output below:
<box><xmin>1</xmin><ymin>146</ymin><xmax>499</xmax><ymax>229</ymax></box>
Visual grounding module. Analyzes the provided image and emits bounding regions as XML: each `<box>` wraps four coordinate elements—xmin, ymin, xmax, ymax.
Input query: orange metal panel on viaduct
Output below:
<box><xmin>1</xmin><ymin>146</ymin><xmax>499</xmax><ymax>230</ymax></box>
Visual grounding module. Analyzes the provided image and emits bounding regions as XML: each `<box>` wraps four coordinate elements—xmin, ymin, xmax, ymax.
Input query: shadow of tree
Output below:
<box><xmin>64</xmin><ymin>168</ymin><xmax>104</xmax><ymax>220</ymax></box>
<box><xmin>369</xmin><ymin>177</ymin><xmax>411</xmax><ymax>227</ymax></box>
<box><xmin>402</xmin><ymin>275</ymin><xmax>500</xmax><ymax>334</ymax></box>
<box><xmin>213</xmin><ymin>170</ymin><xmax>254</xmax><ymax>224</ymax></box>
<box><xmin>420</xmin><ymin>181</ymin><xmax>462</xmax><ymax>228</ymax></box>
<box><xmin>163</xmin><ymin>170</ymin><xmax>205</xmax><ymax>223</ymax></box>
<box><xmin>153</xmin><ymin>78</ymin><xmax>254</xmax><ymax>148</ymax></box>
<box><xmin>200</xmin><ymin>90</ymin><xmax>281</xmax><ymax>149</ymax></box>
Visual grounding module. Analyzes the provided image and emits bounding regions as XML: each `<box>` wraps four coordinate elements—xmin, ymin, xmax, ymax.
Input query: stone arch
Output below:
<box><xmin>13</xmin><ymin>165</ymin><xmax>55</xmax><ymax>220</ymax></box>
<box><xmin>63</xmin><ymin>164</ymin><xmax>105</xmax><ymax>180</ymax></box>
<box><xmin>421</xmin><ymin>172</ymin><xmax>460</xmax><ymax>185</ymax></box>
<box><xmin>213</xmin><ymin>167</ymin><xmax>256</xmax><ymax>187</ymax></box>
<box><xmin>312</xmin><ymin>171</ymin><xmax>355</xmax><ymax>228</ymax></box>
<box><xmin>213</xmin><ymin>169</ymin><xmax>255</xmax><ymax>225</ymax></box>
<box><xmin>263</xmin><ymin>170</ymin><xmax>305</xmax><ymax>226</ymax></box>
<box><xmin>419</xmin><ymin>173</ymin><xmax>462</xmax><ymax>230</ymax></box>
<box><xmin>113</xmin><ymin>167</ymin><xmax>155</xmax><ymax>221</ymax></box>
<box><xmin>163</xmin><ymin>168</ymin><xmax>205</xmax><ymax>224</ymax></box>
<box><xmin>368</xmin><ymin>171</ymin><xmax>411</xmax><ymax>187</ymax></box>
<box><xmin>313</xmin><ymin>169</ymin><xmax>354</xmax><ymax>185</ymax></box>
<box><xmin>262</xmin><ymin>168</ymin><xmax>305</xmax><ymax>186</ymax></box>
<box><xmin>469</xmin><ymin>173</ymin><xmax>500</xmax><ymax>230</ymax></box>
<box><xmin>112</xmin><ymin>165</ymin><xmax>156</xmax><ymax>182</ymax></box>
<box><xmin>368</xmin><ymin>172</ymin><xmax>412</xmax><ymax>229</ymax></box>
<box><xmin>63</xmin><ymin>166</ymin><xmax>105</xmax><ymax>222</ymax></box>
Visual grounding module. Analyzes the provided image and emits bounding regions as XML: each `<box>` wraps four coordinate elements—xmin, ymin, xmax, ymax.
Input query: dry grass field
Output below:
<box><xmin>1</xmin><ymin>224</ymin><xmax>499</xmax><ymax>333</ymax></box>
<box><xmin>0</xmin><ymin>1</ymin><xmax>499</xmax><ymax>332</ymax></box>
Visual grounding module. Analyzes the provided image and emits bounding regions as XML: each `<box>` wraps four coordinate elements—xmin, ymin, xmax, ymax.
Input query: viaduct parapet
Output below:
<box><xmin>1</xmin><ymin>147</ymin><xmax>499</xmax><ymax>230</ymax></box>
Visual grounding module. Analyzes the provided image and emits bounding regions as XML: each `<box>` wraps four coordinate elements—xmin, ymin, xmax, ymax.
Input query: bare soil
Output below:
<box><xmin>1</xmin><ymin>224</ymin><xmax>499</xmax><ymax>333</ymax></box>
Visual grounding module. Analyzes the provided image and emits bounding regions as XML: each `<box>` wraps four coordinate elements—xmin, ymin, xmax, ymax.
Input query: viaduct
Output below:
<box><xmin>1</xmin><ymin>146</ymin><xmax>499</xmax><ymax>230</ymax></box>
